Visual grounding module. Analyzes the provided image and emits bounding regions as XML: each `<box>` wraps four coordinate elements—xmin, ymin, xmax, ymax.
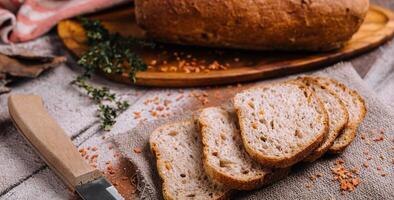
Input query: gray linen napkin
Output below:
<box><xmin>364</xmin><ymin>42</ymin><xmax>394</xmax><ymax>110</ymax></box>
<box><xmin>114</xmin><ymin>63</ymin><xmax>394</xmax><ymax>200</ymax></box>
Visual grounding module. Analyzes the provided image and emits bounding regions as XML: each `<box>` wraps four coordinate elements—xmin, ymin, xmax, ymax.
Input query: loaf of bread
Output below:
<box><xmin>198</xmin><ymin>107</ymin><xmax>289</xmax><ymax>190</ymax></box>
<box><xmin>234</xmin><ymin>82</ymin><xmax>329</xmax><ymax>168</ymax></box>
<box><xmin>134</xmin><ymin>0</ymin><xmax>369</xmax><ymax>51</ymax></box>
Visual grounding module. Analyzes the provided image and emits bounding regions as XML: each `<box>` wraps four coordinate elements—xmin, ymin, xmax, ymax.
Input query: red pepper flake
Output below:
<box><xmin>91</xmin><ymin>146</ymin><xmax>98</xmax><ymax>151</ymax></box>
<box><xmin>133</xmin><ymin>112</ymin><xmax>141</xmax><ymax>119</ymax></box>
<box><xmin>381</xmin><ymin>173</ymin><xmax>387</xmax><ymax>177</ymax></box>
<box><xmin>87</xmin><ymin>146</ymin><xmax>91</xmax><ymax>150</ymax></box>
<box><xmin>150</xmin><ymin>110</ymin><xmax>158</xmax><ymax>117</ymax></box>
<box><xmin>380</xmin><ymin>128</ymin><xmax>385</xmax><ymax>134</ymax></box>
<box><xmin>367</xmin><ymin>156</ymin><xmax>373</xmax><ymax>160</ymax></box>
<box><xmin>377</xmin><ymin>166</ymin><xmax>382</xmax><ymax>171</ymax></box>
<box><xmin>156</xmin><ymin>105</ymin><xmax>164</xmax><ymax>111</ymax></box>
<box><xmin>331</xmin><ymin>160</ymin><xmax>361</xmax><ymax>193</ymax></box>
<box><xmin>90</xmin><ymin>154</ymin><xmax>98</xmax><ymax>160</ymax></box>
<box><xmin>373</xmin><ymin>136</ymin><xmax>384</xmax><ymax>142</ymax></box>
<box><xmin>336</xmin><ymin>159</ymin><xmax>345</xmax><ymax>165</ymax></box>
<box><xmin>85</xmin><ymin>155</ymin><xmax>90</xmax><ymax>159</ymax></box>
<box><xmin>133</xmin><ymin>147</ymin><xmax>142</xmax><ymax>153</ymax></box>
<box><xmin>79</xmin><ymin>149</ymin><xmax>87</xmax><ymax>157</ymax></box>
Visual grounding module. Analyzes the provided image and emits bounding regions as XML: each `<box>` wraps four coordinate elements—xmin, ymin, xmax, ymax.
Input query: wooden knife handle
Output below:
<box><xmin>8</xmin><ymin>95</ymin><xmax>102</xmax><ymax>190</ymax></box>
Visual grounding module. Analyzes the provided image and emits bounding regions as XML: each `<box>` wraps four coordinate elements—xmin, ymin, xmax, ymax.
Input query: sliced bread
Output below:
<box><xmin>315</xmin><ymin>77</ymin><xmax>367</xmax><ymax>154</ymax></box>
<box><xmin>233</xmin><ymin>82</ymin><xmax>329</xmax><ymax>168</ymax></box>
<box><xmin>300</xmin><ymin>77</ymin><xmax>349</xmax><ymax>162</ymax></box>
<box><xmin>198</xmin><ymin>107</ymin><xmax>290</xmax><ymax>190</ymax></box>
<box><xmin>150</xmin><ymin>121</ymin><xmax>231</xmax><ymax>200</ymax></box>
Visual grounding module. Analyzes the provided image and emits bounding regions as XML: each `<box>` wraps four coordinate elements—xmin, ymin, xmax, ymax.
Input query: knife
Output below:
<box><xmin>8</xmin><ymin>95</ymin><xmax>124</xmax><ymax>200</ymax></box>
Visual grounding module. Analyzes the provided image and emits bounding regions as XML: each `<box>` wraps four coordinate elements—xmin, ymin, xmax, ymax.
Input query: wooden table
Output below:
<box><xmin>0</xmin><ymin>1</ymin><xmax>393</xmax><ymax>199</ymax></box>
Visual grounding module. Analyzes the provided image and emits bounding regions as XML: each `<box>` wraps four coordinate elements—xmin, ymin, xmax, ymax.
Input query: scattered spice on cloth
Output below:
<box><xmin>331</xmin><ymin>160</ymin><xmax>361</xmax><ymax>193</ymax></box>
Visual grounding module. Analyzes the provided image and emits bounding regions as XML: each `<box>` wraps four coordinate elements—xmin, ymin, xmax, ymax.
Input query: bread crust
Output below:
<box><xmin>135</xmin><ymin>0</ymin><xmax>369</xmax><ymax>51</ymax></box>
<box><xmin>313</xmin><ymin>78</ymin><xmax>367</xmax><ymax>154</ymax></box>
<box><xmin>327</xmin><ymin>80</ymin><xmax>367</xmax><ymax>153</ymax></box>
<box><xmin>234</xmin><ymin>82</ymin><xmax>329</xmax><ymax>168</ymax></box>
<box><xmin>150</xmin><ymin>121</ymin><xmax>232</xmax><ymax>200</ymax></box>
<box><xmin>198</xmin><ymin>108</ymin><xmax>290</xmax><ymax>190</ymax></box>
<box><xmin>300</xmin><ymin>77</ymin><xmax>349</xmax><ymax>162</ymax></box>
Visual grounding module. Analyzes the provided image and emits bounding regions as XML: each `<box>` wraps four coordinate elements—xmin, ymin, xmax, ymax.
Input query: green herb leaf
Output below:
<box><xmin>72</xmin><ymin>17</ymin><xmax>154</xmax><ymax>131</ymax></box>
<box><xmin>77</xmin><ymin>17</ymin><xmax>154</xmax><ymax>82</ymax></box>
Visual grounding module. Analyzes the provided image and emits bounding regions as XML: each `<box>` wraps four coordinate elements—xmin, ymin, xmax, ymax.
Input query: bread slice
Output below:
<box><xmin>315</xmin><ymin>77</ymin><xmax>367</xmax><ymax>154</ymax></box>
<box><xmin>150</xmin><ymin>121</ymin><xmax>231</xmax><ymax>200</ymax></box>
<box><xmin>233</xmin><ymin>82</ymin><xmax>329</xmax><ymax>168</ymax></box>
<box><xmin>198</xmin><ymin>107</ymin><xmax>290</xmax><ymax>190</ymax></box>
<box><xmin>299</xmin><ymin>77</ymin><xmax>349</xmax><ymax>162</ymax></box>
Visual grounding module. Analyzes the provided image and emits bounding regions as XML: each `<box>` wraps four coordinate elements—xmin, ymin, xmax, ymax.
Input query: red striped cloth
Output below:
<box><xmin>0</xmin><ymin>0</ymin><xmax>129</xmax><ymax>43</ymax></box>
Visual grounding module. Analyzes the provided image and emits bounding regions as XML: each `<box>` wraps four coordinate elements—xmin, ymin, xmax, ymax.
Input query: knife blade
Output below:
<box><xmin>8</xmin><ymin>95</ymin><xmax>124</xmax><ymax>200</ymax></box>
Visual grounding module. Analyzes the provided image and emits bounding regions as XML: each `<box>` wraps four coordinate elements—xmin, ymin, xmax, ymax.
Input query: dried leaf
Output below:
<box><xmin>0</xmin><ymin>74</ymin><xmax>10</xmax><ymax>94</ymax></box>
<box><xmin>0</xmin><ymin>54</ymin><xmax>66</xmax><ymax>95</ymax></box>
<box><xmin>0</xmin><ymin>54</ymin><xmax>66</xmax><ymax>78</ymax></box>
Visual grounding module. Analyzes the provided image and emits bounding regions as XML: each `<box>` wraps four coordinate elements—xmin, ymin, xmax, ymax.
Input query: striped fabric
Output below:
<box><xmin>0</xmin><ymin>0</ymin><xmax>129</xmax><ymax>43</ymax></box>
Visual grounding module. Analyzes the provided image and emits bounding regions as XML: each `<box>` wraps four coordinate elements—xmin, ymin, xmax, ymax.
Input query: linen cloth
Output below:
<box><xmin>0</xmin><ymin>0</ymin><xmax>129</xmax><ymax>43</ymax></box>
<box><xmin>364</xmin><ymin>42</ymin><xmax>394</xmax><ymax>110</ymax></box>
<box><xmin>114</xmin><ymin>63</ymin><xmax>394</xmax><ymax>200</ymax></box>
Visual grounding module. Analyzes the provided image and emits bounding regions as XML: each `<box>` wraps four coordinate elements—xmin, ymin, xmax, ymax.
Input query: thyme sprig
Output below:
<box><xmin>72</xmin><ymin>77</ymin><xmax>129</xmax><ymax>131</ymax></box>
<box><xmin>72</xmin><ymin>18</ymin><xmax>153</xmax><ymax>131</ymax></box>
<box><xmin>78</xmin><ymin>17</ymin><xmax>154</xmax><ymax>82</ymax></box>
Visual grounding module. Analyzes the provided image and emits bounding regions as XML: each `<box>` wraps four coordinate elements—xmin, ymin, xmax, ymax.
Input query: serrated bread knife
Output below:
<box><xmin>8</xmin><ymin>95</ymin><xmax>124</xmax><ymax>200</ymax></box>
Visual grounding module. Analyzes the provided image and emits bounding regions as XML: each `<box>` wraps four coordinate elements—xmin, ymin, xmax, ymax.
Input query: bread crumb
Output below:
<box><xmin>133</xmin><ymin>147</ymin><xmax>142</xmax><ymax>153</ymax></box>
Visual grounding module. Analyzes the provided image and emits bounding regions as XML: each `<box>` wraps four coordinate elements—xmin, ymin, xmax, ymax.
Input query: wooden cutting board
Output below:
<box><xmin>58</xmin><ymin>5</ymin><xmax>394</xmax><ymax>87</ymax></box>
